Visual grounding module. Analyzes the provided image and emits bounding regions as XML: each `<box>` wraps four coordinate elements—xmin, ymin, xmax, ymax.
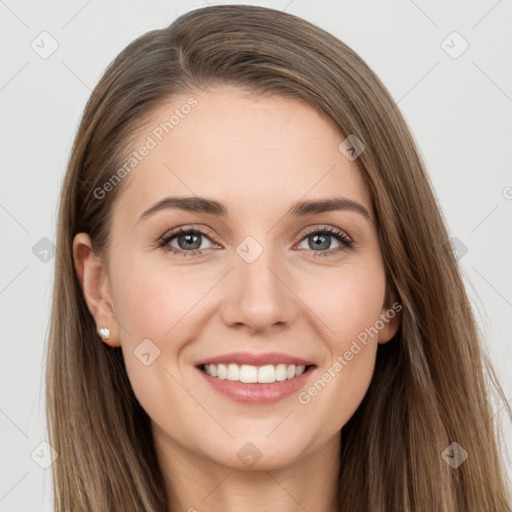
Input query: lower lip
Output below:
<box><xmin>196</xmin><ymin>366</ymin><xmax>316</xmax><ymax>404</ymax></box>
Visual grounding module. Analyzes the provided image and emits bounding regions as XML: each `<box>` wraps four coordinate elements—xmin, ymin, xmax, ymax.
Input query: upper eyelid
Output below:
<box><xmin>162</xmin><ymin>225</ymin><xmax>218</xmax><ymax>243</ymax></box>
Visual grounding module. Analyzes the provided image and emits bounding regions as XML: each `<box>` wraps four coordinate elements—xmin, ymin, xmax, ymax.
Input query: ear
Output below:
<box><xmin>377</xmin><ymin>287</ymin><xmax>401</xmax><ymax>344</ymax></box>
<box><xmin>72</xmin><ymin>233</ymin><xmax>121</xmax><ymax>347</ymax></box>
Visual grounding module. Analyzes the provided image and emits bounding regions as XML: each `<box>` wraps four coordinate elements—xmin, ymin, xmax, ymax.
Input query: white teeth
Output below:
<box><xmin>226</xmin><ymin>363</ymin><xmax>239</xmax><ymax>381</ymax></box>
<box><xmin>240</xmin><ymin>365</ymin><xmax>258</xmax><ymax>383</ymax></box>
<box><xmin>275</xmin><ymin>364</ymin><xmax>287</xmax><ymax>381</ymax></box>
<box><xmin>258</xmin><ymin>365</ymin><xmax>275</xmax><ymax>383</ymax></box>
<box><xmin>202</xmin><ymin>363</ymin><xmax>308</xmax><ymax>383</ymax></box>
<box><xmin>217</xmin><ymin>363</ymin><xmax>227</xmax><ymax>379</ymax></box>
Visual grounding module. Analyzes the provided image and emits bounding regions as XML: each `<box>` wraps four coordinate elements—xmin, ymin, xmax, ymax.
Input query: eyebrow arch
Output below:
<box><xmin>137</xmin><ymin>196</ymin><xmax>370</xmax><ymax>223</ymax></box>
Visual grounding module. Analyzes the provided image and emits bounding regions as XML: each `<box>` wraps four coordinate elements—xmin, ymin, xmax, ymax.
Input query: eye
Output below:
<box><xmin>296</xmin><ymin>226</ymin><xmax>353</xmax><ymax>257</ymax></box>
<box><xmin>157</xmin><ymin>226</ymin><xmax>216</xmax><ymax>257</ymax></box>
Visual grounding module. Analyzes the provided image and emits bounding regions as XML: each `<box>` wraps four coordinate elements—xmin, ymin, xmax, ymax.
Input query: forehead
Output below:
<box><xmin>112</xmin><ymin>86</ymin><xmax>372</xmax><ymax>224</ymax></box>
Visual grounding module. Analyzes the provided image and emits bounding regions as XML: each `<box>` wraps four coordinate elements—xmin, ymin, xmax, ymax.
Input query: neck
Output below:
<box><xmin>153</xmin><ymin>424</ymin><xmax>341</xmax><ymax>512</ymax></box>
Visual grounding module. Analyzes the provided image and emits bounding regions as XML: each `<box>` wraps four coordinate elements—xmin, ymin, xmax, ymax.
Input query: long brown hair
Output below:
<box><xmin>46</xmin><ymin>4</ymin><xmax>511</xmax><ymax>510</ymax></box>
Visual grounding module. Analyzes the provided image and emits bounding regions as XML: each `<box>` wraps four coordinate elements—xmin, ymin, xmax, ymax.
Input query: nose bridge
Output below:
<box><xmin>221</xmin><ymin>236</ymin><xmax>297</xmax><ymax>332</ymax></box>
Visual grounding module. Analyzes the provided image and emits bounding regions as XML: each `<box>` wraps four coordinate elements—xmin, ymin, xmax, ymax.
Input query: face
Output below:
<box><xmin>74</xmin><ymin>85</ymin><xmax>399</xmax><ymax>472</ymax></box>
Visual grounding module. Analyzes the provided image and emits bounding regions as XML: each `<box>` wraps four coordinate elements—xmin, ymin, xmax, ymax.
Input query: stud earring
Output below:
<box><xmin>98</xmin><ymin>327</ymin><xmax>111</xmax><ymax>341</ymax></box>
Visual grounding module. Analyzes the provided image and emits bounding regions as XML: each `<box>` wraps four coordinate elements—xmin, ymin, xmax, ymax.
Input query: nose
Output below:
<box><xmin>220</xmin><ymin>247</ymin><xmax>299</xmax><ymax>335</ymax></box>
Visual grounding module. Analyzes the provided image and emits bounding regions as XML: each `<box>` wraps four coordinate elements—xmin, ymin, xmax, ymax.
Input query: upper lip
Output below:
<box><xmin>195</xmin><ymin>351</ymin><xmax>314</xmax><ymax>367</ymax></box>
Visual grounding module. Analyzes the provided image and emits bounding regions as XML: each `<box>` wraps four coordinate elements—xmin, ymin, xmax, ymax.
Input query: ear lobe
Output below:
<box><xmin>377</xmin><ymin>289</ymin><xmax>401</xmax><ymax>344</ymax></box>
<box><xmin>72</xmin><ymin>233</ymin><xmax>121</xmax><ymax>347</ymax></box>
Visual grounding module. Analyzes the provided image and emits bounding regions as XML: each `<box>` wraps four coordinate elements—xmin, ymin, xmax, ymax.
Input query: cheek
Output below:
<box><xmin>293</xmin><ymin>262</ymin><xmax>385</xmax><ymax>424</ymax></box>
<box><xmin>109</xmin><ymin>264</ymin><xmax>195</xmax><ymax>431</ymax></box>
<box><xmin>110</xmin><ymin>253</ymin><xmax>213</xmax><ymax>341</ymax></box>
<box><xmin>108</xmin><ymin>253</ymin><xmax>220</xmax><ymax>402</ymax></box>
<box><xmin>298</xmin><ymin>260</ymin><xmax>386</xmax><ymax>353</ymax></box>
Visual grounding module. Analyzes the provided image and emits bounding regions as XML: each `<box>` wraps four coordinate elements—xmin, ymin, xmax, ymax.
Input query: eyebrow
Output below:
<box><xmin>137</xmin><ymin>196</ymin><xmax>370</xmax><ymax>223</ymax></box>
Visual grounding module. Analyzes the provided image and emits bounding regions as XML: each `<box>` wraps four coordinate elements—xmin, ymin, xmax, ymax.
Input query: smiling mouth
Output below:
<box><xmin>199</xmin><ymin>363</ymin><xmax>315</xmax><ymax>384</ymax></box>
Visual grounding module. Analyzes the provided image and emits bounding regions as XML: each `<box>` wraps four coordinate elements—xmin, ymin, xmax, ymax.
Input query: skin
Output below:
<box><xmin>73</xmin><ymin>85</ymin><xmax>400</xmax><ymax>512</ymax></box>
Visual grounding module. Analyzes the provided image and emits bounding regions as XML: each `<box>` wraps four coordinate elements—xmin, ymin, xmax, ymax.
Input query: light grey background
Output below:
<box><xmin>1</xmin><ymin>0</ymin><xmax>511</xmax><ymax>509</ymax></box>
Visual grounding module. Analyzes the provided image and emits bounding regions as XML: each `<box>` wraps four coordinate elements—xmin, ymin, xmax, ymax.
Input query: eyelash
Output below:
<box><xmin>156</xmin><ymin>225</ymin><xmax>353</xmax><ymax>259</ymax></box>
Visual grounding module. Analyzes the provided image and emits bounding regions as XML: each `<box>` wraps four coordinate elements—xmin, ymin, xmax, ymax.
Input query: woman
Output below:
<box><xmin>46</xmin><ymin>4</ymin><xmax>511</xmax><ymax>511</ymax></box>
